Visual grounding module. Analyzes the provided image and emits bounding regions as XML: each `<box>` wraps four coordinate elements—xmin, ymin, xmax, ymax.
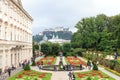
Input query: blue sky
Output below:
<box><xmin>21</xmin><ymin>0</ymin><xmax>120</xmax><ymax>35</ymax></box>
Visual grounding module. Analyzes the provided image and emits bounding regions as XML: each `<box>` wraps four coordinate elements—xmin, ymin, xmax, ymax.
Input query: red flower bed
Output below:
<box><xmin>66</xmin><ymin>57</ymin><xmax>86</xmax><ymax>66</ymax></box>
<box><xmin>16</xmin><ymin>70</ymin><xmax>47</xmax><ymax>79</ymax></box>
<box><xmin>36</xmin><ymin>57</ymin><xmax>55</xmax><ymax>65</ymax></box>
<box><xmin>77</xmin><ymin>71</ymin><xmax>110</xmax><ymax>78</ymax></box>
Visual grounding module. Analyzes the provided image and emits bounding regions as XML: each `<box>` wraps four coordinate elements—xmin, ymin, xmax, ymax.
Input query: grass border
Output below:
<box><xmin>105</xmin><ymin>68</ymin><xmax>120</xmax><ymax>76</ymax></box>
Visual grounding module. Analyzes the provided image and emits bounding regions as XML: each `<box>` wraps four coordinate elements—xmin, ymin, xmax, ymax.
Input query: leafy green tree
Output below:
<box><xmin>72</xmin><ymin>13</ymin><xmax>120</xmax><ymax>52</ymax></box>
<box><xmin>41</xmin><ymin>43</ymin><xmax>51</xmax><ymax>56</ymax></box>
<box><xmin>63</xmin><ymin>43</ymin><xmax>71</xmax><ymax>53</ymax></box>
<box><xmin>51</xmin><ymin>43</ymin><xmax>60</xmax><ymax>55</ymax></box>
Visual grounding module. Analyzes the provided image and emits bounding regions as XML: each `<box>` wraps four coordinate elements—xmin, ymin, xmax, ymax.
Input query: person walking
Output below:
<box><xmin>68</xmin><ymin>71</ymin><xmax>72</xmax><ymax>80</ymax></box>
<box><xmin>79</xmin><ymin>64</ymin><xmax>82</xmax><ymax>70</ymax></box>
<box><xmin>87</xmin><ymin>60</ymin><xmax>91</xmax><ymax>70</ymax></box>
<box><xmin>72</xmin><ymin>72</ymin><xmax>76</xmax><ymax>80</ymax></box>
<box><xmin>7</xmin><ymin>67</ymin><xmax>11</xmax><ymax>77</ymax></box>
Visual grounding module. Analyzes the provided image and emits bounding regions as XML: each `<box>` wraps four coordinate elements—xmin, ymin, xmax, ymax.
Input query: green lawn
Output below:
<box><xmin>8</xmin><ymin>70</ymin><xmax>52</xmax><ymax>80</ymax></box>
<box><xmin>75</xmin><ymin>70</ymin><xmax>115</xmax><ymax>80</ymax></box>
<box><xmin>117</xmin><ymin>58</ymin><xmax>120</xmax><ymax>66</ymax></box>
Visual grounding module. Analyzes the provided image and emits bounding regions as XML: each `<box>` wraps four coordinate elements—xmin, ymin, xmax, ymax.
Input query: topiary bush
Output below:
<box><xmin>93</xmin><ymin>64</ymin><xmax>98</xmax><ymax>70</ymax></box>
<box><xmin>87</xmin><ymin>76</ymin><xmax>92</xmax><ymax>80</ymax></box>
<box><xmin>24</xmin><ymin>64</ymin><xmax>31</xmax><ymax>70</ymax></box>
<box><xmin>31</xmin><ymin>60</ymin><xmax>36</xmax><ymax>66</ymax></box>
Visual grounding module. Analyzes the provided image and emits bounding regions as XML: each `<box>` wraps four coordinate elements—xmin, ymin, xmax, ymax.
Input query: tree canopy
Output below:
<box><xmin>71</xmin><ymin>14</ymin><xmax>120</xmax><ymax>51</ymax></box>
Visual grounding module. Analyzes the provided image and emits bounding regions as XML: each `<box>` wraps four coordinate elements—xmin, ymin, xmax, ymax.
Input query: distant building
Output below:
<box><xmin>43</xmin><ymin>27</ymin><xmax>69</xmax><ymax>32</ymax></box>
<box><xmin>39</xmin><ymin>34</ymin><xmax>70</xmax><ymax>45</ymax></box>
<box><xmin>39</xmin><ymin>34</ymin><xmax>48</xmax><ymax>44</ymax></box>
<box><xmin>48</xmin><ymin>34</ymin><xmax>70</xmax><ymax>45</ymax></box>
<box><xmin>38</xmin><ymin>32</ymin><xmax>43</xmax><ymax>36</ymax></box>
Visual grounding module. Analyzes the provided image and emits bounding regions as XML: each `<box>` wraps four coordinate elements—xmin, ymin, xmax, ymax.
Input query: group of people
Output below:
<box><xmin>54</xmin><ymin>64</ymin><xmax>74</xmax><ymax>71</ymax></box>
<box><xmin>86</xmin><ymin>60</ymin><xmax>99</xmax><ymax>70</ymax></box>
<box><xmin>36</xmin><ymin>61</ymin><xmax>43</xmax><ymax>70</ymax></box>
<box><xmin>21</xmin><ymin>60</ymin><xmax>30</xmax><ymax>69</ymax></box>
<box><xmin>68</xmin><ymin>72</ymin><xmax>76</xmax><ymax>80</ymax></box>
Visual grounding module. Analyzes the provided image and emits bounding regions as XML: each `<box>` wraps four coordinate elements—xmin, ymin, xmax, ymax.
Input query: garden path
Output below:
<box><xmin>78</xmin><ymin>57</ymin><xmax>120</xmax><ymax>80</ymax></box>
<box><xmin>51</xmin><ymin>56</ymin><xmax>69</xmax><ymax>80</ymax></box>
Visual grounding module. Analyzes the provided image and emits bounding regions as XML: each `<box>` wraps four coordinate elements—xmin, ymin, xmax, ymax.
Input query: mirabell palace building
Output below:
<box><xmin>0</xmin><ymin>0</ymin><xmax>33</xmax><ymax>72</ymax></box>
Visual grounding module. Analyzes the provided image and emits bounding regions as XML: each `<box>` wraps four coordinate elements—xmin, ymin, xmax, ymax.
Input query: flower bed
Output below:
<box><xmin>75</xmin><ymin>70</ymin><xmax>115</xmax><ymax>80</ymax></box>
<box><xmin>66</xmin><ymin>57</ymin><xmax>86</xmax><ymax>66</ymax></box>
<box><xmin>8</xmin><ymin>70</ymin><xmax>52</xmax><ymax>80</ymax></box>
<box><xmin>36</xmin><ymin>57</ymin><xmax>56</xmax><ymax>65</ymax></box>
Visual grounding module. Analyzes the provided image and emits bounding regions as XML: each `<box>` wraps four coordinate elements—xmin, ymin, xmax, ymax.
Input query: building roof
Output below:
<box><xmin>11</xmin><ymin>0</ymin><xmax>33</xmax><ymax>21</ymax></box>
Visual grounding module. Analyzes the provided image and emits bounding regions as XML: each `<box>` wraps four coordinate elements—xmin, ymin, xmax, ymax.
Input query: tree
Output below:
<box><xmin>63</xmin><ymin>43</ymin><xmax>71</xmax><ymax>53</ymax></box>
<box><xmin>51</xmin><ymin>43</ymin><xmax>60</xmax><ymax>55</ymax></box>
<box><xmin>72</xmin><ymin>13</ymin><xmax>120</xmax><ymax>52</ymax></box>
<box><xmin>41</xmin><ymin>43</ymin><xmax>51</xmax><ymax>56</ymax></box>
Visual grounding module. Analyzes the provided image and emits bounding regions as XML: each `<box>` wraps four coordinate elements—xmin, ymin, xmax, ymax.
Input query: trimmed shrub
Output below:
<box><xmin>93</xmin><ymin>64</ymin><xmax>98</xmax><ymax>70</ymax></box>
<box><xmin>114</xmin><ymin>64</ymin><xmax>120</xmax><ymax>73</ymax></box>
<box><xmin>24</xmin><ymin>64</ymin><xmax>31</xmax><ymax>70</ymax></box>
<box><xmin>31</xmin><ymin>60</ymin><xmax>36</xmax><ymax>66</ymax></box>
<box><xmin>87</xmin><ymin>76</ymin><xmax>92</xmax><ymax>80</ymax></box>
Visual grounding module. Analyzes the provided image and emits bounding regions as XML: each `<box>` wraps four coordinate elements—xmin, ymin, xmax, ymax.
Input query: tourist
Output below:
<box><xmin>22</xmin><ymin>62</ymin><xmax>25</xmax><ymax>69</ymax></box>
<box><xmin>80</xmin><ymin>64</ymin><xmax>82</xmax><ymax>70</ymax></box>
<box><xmin>92</xmin><ymin>61</ymin><xmax>94</xmax><ymax>66</ymax></box>
<box><xmin>66</xmin><ymin>64</ymin><xmax>68</xmax><ymax>71</ymax></box>
<box><xmin>70</xmin><ymin>64</ymin><xmax>73</xmax><ymax>71</ymax></box>
<box><xmin>11</xmin><ymin>64</ymin><xmax>16</xmax><ymax>70</ymax></box>
<box><xmin>54</xmin><ymin>65</ymin><xmax>57</xmax><ymax>71</ymax></box>
<box><xmin>36</xmin><ymin>62</ymin><xmax>40</xmax><ymax>70</ymax></box>
<box><xmin>87</xmin><ymin>60</ymin><xmax>91</xmax><ymax>70</ymax></box>
<box><xmin>63</xmin><ymin>65</ymin><xmax>65</xmax><ymax>71</ymax></box>
<box><xmin>7</xmin><ymin>67</ymin><xmax>11</xmax><ymax>77</ymax></box>
<box><xmin>114</xmin><ymin>51</ymin><xmax>118</xmax><ymax>60</ymax></box>
<box><xmin>72</xmin><ymin>72</ymin><xmax>76</xmax><ymax>80</ymax></box>
<box><xmin>68</xmin><ymin>71</ymin><xmax>72</xmax><ymax>80</ymax></box>
<box><xmin>96</xmin><ymin>61</ymin><xmax>99</xmax><ymax>65</ymax></box>
<box><xmin>28</xmin><ymin>60</ymin><xmax>30</xmax><ymax>65</ymax></box>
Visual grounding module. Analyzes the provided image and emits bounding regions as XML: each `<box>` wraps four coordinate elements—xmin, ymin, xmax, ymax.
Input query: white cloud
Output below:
<box><xmin>21</xmin><ymin>0</ymin><xmax>120</xmax><ymax>35</ymax></box>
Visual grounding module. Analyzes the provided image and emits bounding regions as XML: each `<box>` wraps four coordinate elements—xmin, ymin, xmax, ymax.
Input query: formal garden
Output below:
<box><xmin>7</xmin><ymin>14</ymin><xmax>120</xmax><ymax>80</ymax></box>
